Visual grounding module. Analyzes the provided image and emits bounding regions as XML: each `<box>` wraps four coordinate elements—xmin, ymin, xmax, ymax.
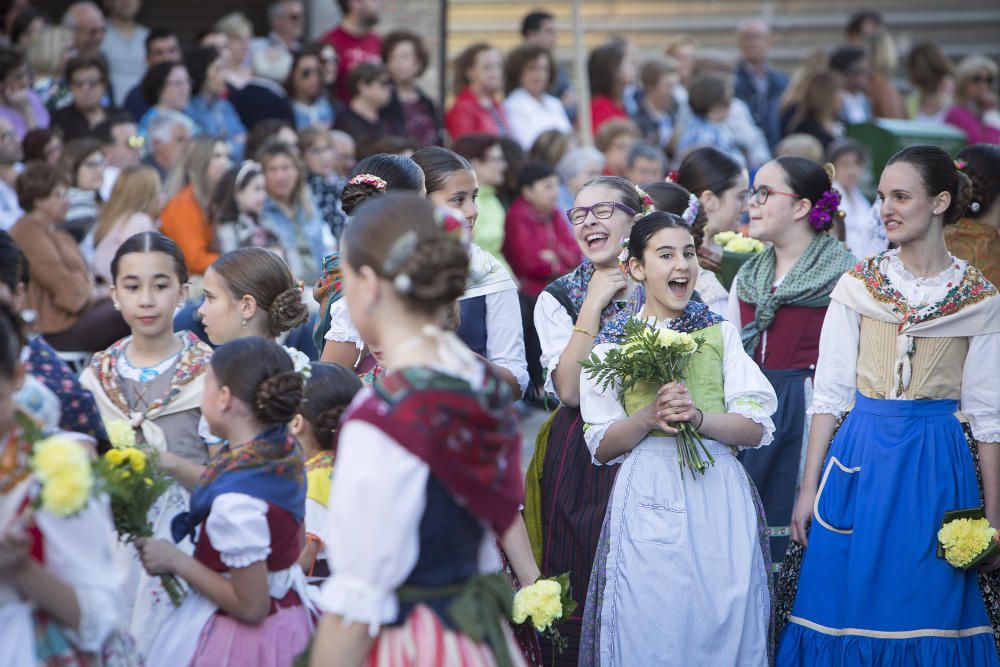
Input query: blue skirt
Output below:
<box><xmin>776</xmin><ymin>393</ymin><xmax>1000</xmax><ymax>666</ymax></box>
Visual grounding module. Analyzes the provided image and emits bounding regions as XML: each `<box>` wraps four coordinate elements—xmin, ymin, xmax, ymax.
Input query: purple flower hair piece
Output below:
<box><xmin>681</xmin><ymin>194</ymin><xmax>699</xmax><ymax>226</ymax></box>
<box><xmin>809</xmin><ymin>189</ymin><xmax>842</xmax><ymax>231</ymax></box>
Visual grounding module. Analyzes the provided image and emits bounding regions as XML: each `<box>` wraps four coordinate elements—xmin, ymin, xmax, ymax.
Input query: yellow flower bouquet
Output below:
<box><xmin>31</xmin><ymin>435</ymin><xmax>94</xmax><ymax>517</ymax></box>
<box><xmin>937</xmin><ymin>508</ymin><xmax>1000</xmax><ymax>570</ymax></box>
<box><xmin>714</xmin><ymin>231</ymin><xmax>765</xmax><ymax>254</ymax></box>
<box><xmin>512</xmin><ymin>573</ymin><xmax>577</xmax><ymax>664</ymax></box>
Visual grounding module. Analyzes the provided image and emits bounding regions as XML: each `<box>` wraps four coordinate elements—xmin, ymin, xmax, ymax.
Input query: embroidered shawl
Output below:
<box><xmin>595</xmin><ymin>300</ymin><xmax>724</xmax><ymax>345</ymax></box>
<box><xmin>545</xmin><ymin>260</ymin><xmax>643</xmax><ymax>326</ymax></box>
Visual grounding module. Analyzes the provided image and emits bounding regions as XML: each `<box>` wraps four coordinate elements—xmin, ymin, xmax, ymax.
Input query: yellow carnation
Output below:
<box><xmin>714</xmin><ymin>231</ymin><xmax>739</xmax><ymax>246</ymax></box>
<box><xmin>512</xmin><ymin>579</ymin><xmax>563</xmax><ymax>631</ymax></box>
<box><xmin>938</xmin><ymin>517</ymin><xmax>997</xmax><ymax>568</ymax></box>
<box><xmin>656</xmin><ymin>328</ymin><xmax>680</xmax><ymax>348</ymax></box>
<box><xmin>105</xmin><ymin>420</ymin><xmax>136</xmax><ymax>449</ymax></box>
<box><xmin>726</xmin><ymin>236</ymin><xmax>765</xmax><ymax>253</ymax></box>
<box><xmin>124</xmin><ymin>448</ymin><xmax>147</xmax><ymax>473</ymax></box>
<box><xmin>105</xmin><ymin>448</ymin><xmax>125</xmax><ymax>466</ymax></box>
<box><xmin>38</xmin><ymin>464</ymin><xmax>93</xmax><ymax>516</ymax></box>
<box><xmin>32</xmin><ymin>436</ymin><xmax>90</xmax><ymax>483</ymax></box>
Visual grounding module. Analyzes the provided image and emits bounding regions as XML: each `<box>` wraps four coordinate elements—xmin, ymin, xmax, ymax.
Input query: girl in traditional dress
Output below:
<box><xmin>136</xmin><ymin>336</ymin><xmax>313</xmax><ymax>667</ymax></box>
<box><xmin>79</xmin><ymin>231</ymin><xmax>214</xmax><ymax>656</ymax></box>
<box><xmin>580</xmin><ymin>212</ymin><xmax>777</xmax><ymax>666</ymax></box>
<box><xmin>309</xmin><ymin>193</ymin><xmax>526</xmax><ymax>666</ymax></box>
<box><xmin>777</xmin><ymin>146</ymin><xmax>1000</xmax><ymax>664</ymax></box>
<box><xmin>0</xmin><ymin>301</ymin><xmax>127</xmax><ymax>666</ymax></box>
<box><xmin>290</xmin><ymin>362</ymin><xmax>362</xmax><ymax>581</ymax></box>
<box><xmin>524</xmin><ymin>175</ymin><xmax>644</xmax><ymax>665</ymax></box>
<box><xmin>727</xmin><ymin>157</ymin><xmax>856</xmax><ymax>564</ymax></box>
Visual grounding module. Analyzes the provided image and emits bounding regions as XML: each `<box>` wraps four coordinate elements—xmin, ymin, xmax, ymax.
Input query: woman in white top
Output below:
<box><xmin>86</xmin><ymin>165</ymin><xmax>161</xmax><ymax>285</ymax></box>
<box><xmin>503</xmin><ymin>45</ymin><xmax>572</xmax><ymax>151</ymax></box>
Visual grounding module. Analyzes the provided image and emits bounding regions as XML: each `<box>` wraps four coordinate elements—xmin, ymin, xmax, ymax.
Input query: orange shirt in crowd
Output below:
<box><xmin>159</xmin><ymin>184</ymin><xmax>218</xmax><ymax>275</ymax></box>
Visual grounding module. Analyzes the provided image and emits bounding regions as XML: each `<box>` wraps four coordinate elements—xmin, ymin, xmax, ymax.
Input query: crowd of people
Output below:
<box><xmin>1</xmin><ymin>1</ymin><xmax>1000</xmax><ymax>666</ymax></box>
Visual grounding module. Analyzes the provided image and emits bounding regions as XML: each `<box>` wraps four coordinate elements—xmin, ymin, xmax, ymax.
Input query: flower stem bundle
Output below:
<box><xmin>512</xmin><ymin>573</ymin><xmax>577</xmax><ymax>666</ymax></box>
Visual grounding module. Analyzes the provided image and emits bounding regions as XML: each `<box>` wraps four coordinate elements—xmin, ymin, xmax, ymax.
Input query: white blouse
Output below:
<box><xmin>579</xmin><ymin>319</ymin><xmax>778</xmax><ymax>465</ymax></box>
<box><xmin>503</xmin><ymin>88</ymin><xmax>573</xmax><ymax>150</ymax></box>
<box><xmin>318</xmin><ymin>417</ymin><xmax>499</xmax><ymax>636</ymax></box>
<box><xmin>533</xmin><ymin>289</ymin><xmax>576</xmax><ymax>398</ymax></box>
<box><xmin>809</xmin><ymin>252</ymin><xmax>1000</xmax><ymax>443</ymax></box>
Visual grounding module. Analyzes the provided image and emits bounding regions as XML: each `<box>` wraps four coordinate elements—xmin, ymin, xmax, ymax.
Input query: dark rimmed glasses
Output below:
<box><xmin>749</xmin><ymin>185</ymin><xmax>801</xmax><ymax>206</ymax></box>
<box><xmin>566</xmin><ymin>201</ymin><xmax>637</xmax><ymax>225</ymax></box>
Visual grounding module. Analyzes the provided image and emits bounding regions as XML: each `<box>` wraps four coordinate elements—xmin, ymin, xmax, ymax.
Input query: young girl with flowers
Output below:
<box><xmin>78</xmin><ymin>231</ymin><xmax>213</xmax><ymax>656</ymax></box>
<box><xmin>776</xmin><ymin>146</ymin><xmax>1000</xmax><ymax>665</ymax></box>
<box><xmin>726</xmin><ymin>157</ymin><xmax>856</xmax><ymax>564</ymax></box>
<box><xmin>309</xmin><ymin>193</ymin><xmax>526</xmax><ymax>666</ymax></box>
<box><xmin>579</xmin><ymin>212</ymin><xmax>777</xmax><ymax>666</ymax></box>
<box><xmin>290</xmin><ymin>362</ymin><xmax>362</xmax><ymax>581</ymax></box>
<box><xmin>523</xmin><ymin>175</ymin><xmax>644</xmax><ymax>665</ymax></box>
<box><xmin>0</xmin><ymin>301</ymin><xmax>129</xmax><ymax>665</ymax></box>
<box><xmin>137</xmin><ymin>336</ymin><xmax>313</xmax><ymax>667</ymax></box>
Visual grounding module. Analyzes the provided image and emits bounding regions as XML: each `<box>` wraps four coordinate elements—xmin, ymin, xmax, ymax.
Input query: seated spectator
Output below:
<box><xmin>214</xmin><ymin>12</ymin><xmax>255</xmax><ymax>89</ymax></box>
<box><xmin>733</xmin><ymin>18</ymin><xmax>788</xmax><ymax>150</ymax></box>
<box><xmin>830</xmin><ymin>46</ymin><xmax>873</xmax><ymax>125</ymax></box>
<box><xmin>521</xmin><ymin>9</ymin><xmax>574</xmax><ymax>117</ymax></box>
<box><xmin>665</xmin><ymin>34</ymin><xmax>698</xmax><ymax>105</ymax></box>
<box><xmin>246</xmin><ymin>118</ymin><xmax>299</xmax><ymax>160</ymax></box>
<box><xmin>87</xmin><ymin>164</ymin><xmax>160</xmax><ymax>285</ymax></box>
<box><xmin>905</xmin><ymin>42</ymin><xmax>954</xmax><ymax>123</ymax></box>
<box><xmin>95</xmin><ymin>110</ymin><xmax>142</xmax><ymax>198</ymax></box>
<box><xmin>774</xmin><ymin>133</ymin><xmax>824</xmax><ymax>162</ymax></box>
<box><xmin>60</xmin><ymin>138</ymin><xmax>105</xmax><ymax>242</ymax></box>
<box><xmin>228</xmin><ymin>70</ymin><xmax>297</xmax><ymax>137</ymax></box>
<box><xmin>781</xmin><ymin>69</ymin><xmax>843</xmax><ymax>151</ymax></box>
<box><xmin>61</xmin><ymin>1</ymin><xmax>105</xmax><ymax>60</ymax></box>
<box><xmin>587</xmin><ymin>40</ymin><xmax>631</xmax><ymax>133</ymax></box>
<box><xmin>10</xmin><ymin>160</ymin><xmax>129</xmax><ymax>351</ymax></box>
<box><xmin>286</xmin><ymin>44</ymin><xmax>336</xmax><ymax>130</ymax></box>
<box><xmin>625</xmin><ymin>143</ymin><xmax>667</xmax><ymax>186</ymax></box>
<box><xmin>160</xmin><ymin>136</ymin><xmax>232</xmax><ymax>275</ymax></box>
<box><xmin>865</xmin><ymin>30</ymin><xmax>905</xmax><ymax>119</ymax></box>
<box><xmin>452</xmin><ymin>133</ymin><xmax>510</xmax><ymax>268</ymax></box>
<box><xmin>209</xmin><ymin>160</ymin><xmax>285</xmax><ymax>256</ymax></box>
<box><xmin>634</xmin><ymin>57</ymin><xmax>682</xmax><ymax>153</ymax></box>
<box><xmin>828</xmin><ymin>139</ymin><xmax>884</xmax><ymax>258</ymax></box>
<box><xmin>101</xmin><ymin>0</ymin><xmax>148</xmax><ymax>106</ymax></box>
<box><xmin>333</xmin><ymin>61</ymin><xmax>392</xmax><ymax>155</ymax></box>
<box><xmin>675</xmin><ymin>71</ymin><xmax>743</xmax><ymax>166</ymax></box>
<box><xmin>445</xmin><ymin>43</ymin><xmax>508</xmax><ymax>140</ymax></box>
<box><xmin>10</xmin><ymin>7</ymin><xmax>45</xmax><ymax>50</ymax></box>
<box><xmin>123</xmin><ymin>28</ymin><xmax>182</xmax><ymax>121</ymax></box>
<box><xmin>26</xmin><ymin>25</ymin><xmax>74</xmax><ymax>112</ymax></box>
<box><xmin>945</xmin><ymin>144</ymin><xmax>1000</xmax><ymax>286</ymax></box>
<box><xmin>22</xmin><ymin>128</ymin><xmax>62</xmax><ymax>166</ymax></box>
<box><xmin>323</xmin><ymin>0</ymin><xmax>383</xmax><ymax>104</ymax></box>
<box><xmin>258</xmin><ymin>139</ymin><xmax>328</xmax><ymax>283</ymax></box>
<box><xmin>691</xmin><ymin>56</ymin><xmax>770</xmax><ymax>169</ymax></box>
<box><xmin>380</xmin><ymin>30</ymin><xmax>443</xmax><ymax>147</ymax></box>
<box><xmin>555</xmin><ymin>144</ymin><xmax>605</xmax><ymax>212</ymax></box>
<box><xmin>250</xmin><ymin>0</ymin><xmax>304</xmax><ymax>70</ymax></box>
<box><xmin>529</xmin><ymin>129</ymin><xmax>572</xmax><ymax>169</ymax></box>
<box><xmin>51</xmin><ymin>55</ymin><xmax>112</xmax><ymax>140</ymax></box>
<box><xmin>186</xmin><ymin>45</ymin><xmax>247</xmax><ymax>161</ymax></box>
<box><xmin>0</xmin><ymin>44</ymin><xmax>50</xmax><ymax>140</ymax></box>
<box><xmin>0</xmin><ymin>117</ymin><xmax>26</xmax><ymax>231</ymax></box>
<box><xmin>503</xmin><ymin>44</ymin><xmax>571</xmax><ymax>150</ymax></box>
<box><xmin>137</xmin><ymin>61</ymin><xmax>192</xmax><ymax>141</ymax></box>
<box><xmin>144</xmin><ymin>108</ymin><xmax>193</xmax><ymax>181</ymax></box>
<box><xmin>595</xmin><ymin>117</ymin><xmax>640</xmax><ymax>177</ymax></box>
<box><xmin>298</xmin><ymin>127</ymin><xmax>347</xmax><ymax>244</ymax></box>
<box><xmin>944</xmin><ymin>55</ymin><xmax>1000</xmax><ymax>145</ymax></box>
<box><xmin>330</xmin><ymin>128</ymin><xmax>356</xmax><ymax>177</ymax></box>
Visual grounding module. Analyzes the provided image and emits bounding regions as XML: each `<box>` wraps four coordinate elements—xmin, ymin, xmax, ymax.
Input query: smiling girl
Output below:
<box><xmin>579</xmin><ymin>212</ymin><xmax>776</xmax><ymax>666</ymax></box>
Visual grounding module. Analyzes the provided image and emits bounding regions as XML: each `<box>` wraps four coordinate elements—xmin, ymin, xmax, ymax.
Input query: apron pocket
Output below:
<box><xmin>628</xmin><ymin>499</ymin><xmax>686</xmax><ymax>547</ymax></box>
<box><xmin>813</xmin><ymin>456</ymin><xmax>861</xmax><ymax>534</ymax></box>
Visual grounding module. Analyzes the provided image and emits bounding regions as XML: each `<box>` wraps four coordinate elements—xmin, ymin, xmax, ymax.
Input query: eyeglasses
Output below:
<box><xmin>971</xmin><ymin>74</ymin><xmax>996</xmax><ymax>86</ymax></box>
<box><xmin>82</xmin><ymin>157</ymin><xmax>107</xmax><ymax>169</ymax></box>
<box><xmin>749</xmin><ymin>185</ymin><xmax>800</xmax><ymax>205</ymax></box>
<box><xmin>166</xmin><ymin>77</ymin><xmax>191</xmax><ymax>88</ymax></box>
<box><xmin>566</xmin><ymin>201</ymin><xmax>637</xmax><ymax>225</ymax></box>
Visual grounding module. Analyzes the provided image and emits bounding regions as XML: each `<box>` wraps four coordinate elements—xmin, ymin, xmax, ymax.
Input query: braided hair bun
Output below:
<box><xmin>268</xmin><ymin>286</ymin><xmax>309</xmax><ymax>337</ymax></box>
<box><xmin>299</xmin><ymin>362</ymin><xmax>362</xmax><ymax>450</ymax></box>
<box><xmin>210</xmin><ymin>336</ymin><xmax>305</xmax><ymax>427</ymax></box>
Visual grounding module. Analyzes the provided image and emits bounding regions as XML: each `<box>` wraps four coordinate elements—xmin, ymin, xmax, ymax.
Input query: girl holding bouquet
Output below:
<box><xmin>578</xmin><ymin>211</ymin><xmax>777</xmax><ymax>666</ymax></box>
<box><xmin>79</xmin><ymin>231</ymin><xmax>214</xmax><ymax>655</ymax></box>
<box><xmin>136</xmin><ymin>336</ymin><xmax>313</xmax><ymax>667</ymax></box>
<box><xmin>776</xmin><ymin>147</ymin><xmax>1000</xmax><ymax>664</ymax></box>
<box><xmin>309</xmin><ymin>193</ymin><xmax>526</xmax><ymax>666</ymax></box>
<box><xmin>0</xmin><ymin>301</ymin><xmax>128</xmax><ymax>665</ymax></box>
<box><xmin>727</xmin><ymin>157</ymin><xmax>856</xmax><ymax>564</ymax></box>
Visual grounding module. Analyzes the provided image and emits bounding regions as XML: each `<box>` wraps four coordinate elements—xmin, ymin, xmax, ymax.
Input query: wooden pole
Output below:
<box><xmin>572</xmin><ymin>0</ymin><xmax>592</xmax><ymax>146</ymax></box>
<box><xmin>438</xmin><ymin>0</ymin><xmax>448</xmax><ymax>114</ymax></box>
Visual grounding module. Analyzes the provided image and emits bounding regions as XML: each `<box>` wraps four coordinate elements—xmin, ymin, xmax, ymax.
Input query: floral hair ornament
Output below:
<box><xmin>954</xmin><ymin>159</ymin><xmax>968</xmax><ymax>171</ymax></box>
<box><xmin>617</xmin><ymin>237</ymin><xmax>631</xmax><ymax>275</ymax></box>
<box><xmin>666</xmin><ymin>170</ymin><xmax>680</xmax><ymax>183</ymax></box>
<box><xmin>433</xmin><ymin>206</ymin><xmax>472</xmax><ymax>247</ymax></box>
<box><xmin>348</xmin><ymin>173</ymin><xmax>388</xmax><ymax>191</ymax></box>
<box><xmin>808</xmin><ymin>189</ymin><xmax>842</xmax><ymax>232</ymax></box>
<box><xmin>634</xmin><ymin>185</ymin><xmax>654</xmax><ymax>215</ymax></box>
<box><xmin>681</xmin><ymin>194</ymin><xmax>699</xmax><ymax>226</ymax></box>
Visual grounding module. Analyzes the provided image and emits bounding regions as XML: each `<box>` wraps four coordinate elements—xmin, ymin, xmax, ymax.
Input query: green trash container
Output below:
<box><xmin>847</xmin><ymin>119</ymin><xmax>967</xmax><ymax>178</ymax></box>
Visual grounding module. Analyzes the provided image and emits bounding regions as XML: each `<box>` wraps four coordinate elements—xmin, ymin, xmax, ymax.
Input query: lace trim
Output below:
<box><xmin>729</xmin><ymin>405</ymin><xmax>776</xmax><ymax>449</ymax></box>
<box><xmin>972</xmin><ymin>429</ymin><xmax>1000</xmax><ymax>445</ymax></box>
<box><xmin>806</xmin><ymin>400</ymin><xmax>851</xmax><ymax>418</ymax></box>
<box><xmin>321</xmin><ymin>575</ymin><xmax>398</xmax><ymax>637</ymax></box>
<box><xmin>219</xmin><ymin>545</ymin><xmax>272</xmax><ymax>569</ymax></box>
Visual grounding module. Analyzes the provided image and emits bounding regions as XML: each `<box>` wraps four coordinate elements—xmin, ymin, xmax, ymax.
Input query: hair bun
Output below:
<box><xmin>822</xmin><ymin>162</ymin><xmax>837</xmax><ymax>185</ymax></box>
<box><xmin>253</xmin><ymin>371</ymin><xmax>305</xmax><ymax>424</ymax></box>
<box><xmin>341</xmin><ymin>181</ymin><xmax>384</xmax><ymax>215</ymax></box>
<box><xmin>268</xmin><ymin>286</ymin><xmax>308</xmax><ymax>337</ymax></box>
<box><xmin>313</xmin><ymin>404</ymin><xmax>347</xmax><ymax>448</ymax></box>
<box><xmin>396</xmin><ymin>238</ymin><xmax>469</xmax><ymax>309</ymax></box>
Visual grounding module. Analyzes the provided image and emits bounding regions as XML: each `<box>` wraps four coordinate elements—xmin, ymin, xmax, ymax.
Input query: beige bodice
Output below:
<box><xmin>856</xmin><ymin>316</ymin><xmax>969</xmax><ymax>401</ymax></box>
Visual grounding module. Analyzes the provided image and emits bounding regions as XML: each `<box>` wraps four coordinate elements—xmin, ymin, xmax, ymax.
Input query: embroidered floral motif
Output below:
<box><xmin>596</xmin><ymin>301</ymin><xmax>724</xmax><ymax>345</ymax></box>
<box><xmin>848</xmin><ymin>252</ymin><xmax>998</xmax><ymax>333</ymax></box>
<box><xmin>549</xmin><ymin>261</ymin><xmax>644</xmax><ymax>329</ymax></box>
<box><xmin>199</xmin><ymin>426</ymin><xmax>303</xmax><ymax>488</ymax></box>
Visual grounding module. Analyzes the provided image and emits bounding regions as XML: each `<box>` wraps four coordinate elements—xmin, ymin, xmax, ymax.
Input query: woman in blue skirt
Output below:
<box><xmin>776</xmin><ymin>146</ymin><xmax>1000</xmax><ymax>665</ymax></box>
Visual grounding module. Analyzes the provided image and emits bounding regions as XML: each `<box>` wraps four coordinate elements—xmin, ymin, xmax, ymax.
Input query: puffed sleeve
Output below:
<box><xmin>484</xmin><ymin>289</ymin><xmax>529</xmax><ymax>395</ymax></box>
<box><xmin>319</xmin><ymin>420</ymin><xmax>429</xmax><ymax>635</ymax></box>
<box><xmin>533</xmin><ymin>290</ymin><xmax>574</xmax><ymax>397</ymax></box>
<box><xmin>205</xmin><ymin>493</ymin><xmax>271</xmax><ymax>568</ymax></box>
<box><xmin>579</xmin><ymin>343</ymin><xmax>630</xmax><ymax>466</ymax></box>
<box><xmin>808</xmin><ymin>300</ymin><xmax>861</xmax><ymax>417</ymax></box>
<box><xmin>720</xmin><ymin>321</ymin><xmax>778</xmax><ymax>448</ymax></box>
<box><xmin>37</xmin><ymin>495</ymin><xmax>122</xmax><ymax>652</ymax></box>
<box><xmin>961</xmin><ymin>332</ymin><xmax>1000</xmax><ymax>443</ymax></box>
<box><xmin>323</xmin><ymin>298</ymin><xmax>364</xmax><ymax>350</ymax></box>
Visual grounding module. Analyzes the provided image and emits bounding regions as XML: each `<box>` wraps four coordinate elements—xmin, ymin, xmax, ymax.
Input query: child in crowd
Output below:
<box><xmin>79</xmin><ymin>231</ymin><xmax>214</xmax><ymax>654</ymax></box>
<box><xmin>137</xmin><ymin>336</ymin><xmax>313</xmax><ymax>667</ymax></box>
<box><xmin>291</xmin><ymin>361</ymin><xmax>362</xmax><ymax>581</ymax></box>
<box><xmin>829</xmin><ymin>139</ymin><xmax>887</xmax><ymax>258</ymax></box>
<box><xmin>209</xmin><ymin>160</ymin><xmax>286</xmax><ymax>258</ymax></box>
<box><xmin>675</xmin><ymin>71</ymin><xmax>743</xmax><ymax>168</ymax></box>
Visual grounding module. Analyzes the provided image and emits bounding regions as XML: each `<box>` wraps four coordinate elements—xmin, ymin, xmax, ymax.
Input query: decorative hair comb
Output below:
<box><xmin>348</xmin><ymin>173</ymin><xmax>388</xmax><ymax>191</ymax></box>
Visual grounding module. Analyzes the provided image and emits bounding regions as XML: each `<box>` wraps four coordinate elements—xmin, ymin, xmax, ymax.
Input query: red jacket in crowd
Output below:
<box><xmin>502</xmin><ymin>196</ymin><xmax>582</xmax><ymax>298</ymax></box>
<box><xmin>445</xmin><ymin>87</ymin><xmax>510</xmax><ymax>141</ymax></box>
